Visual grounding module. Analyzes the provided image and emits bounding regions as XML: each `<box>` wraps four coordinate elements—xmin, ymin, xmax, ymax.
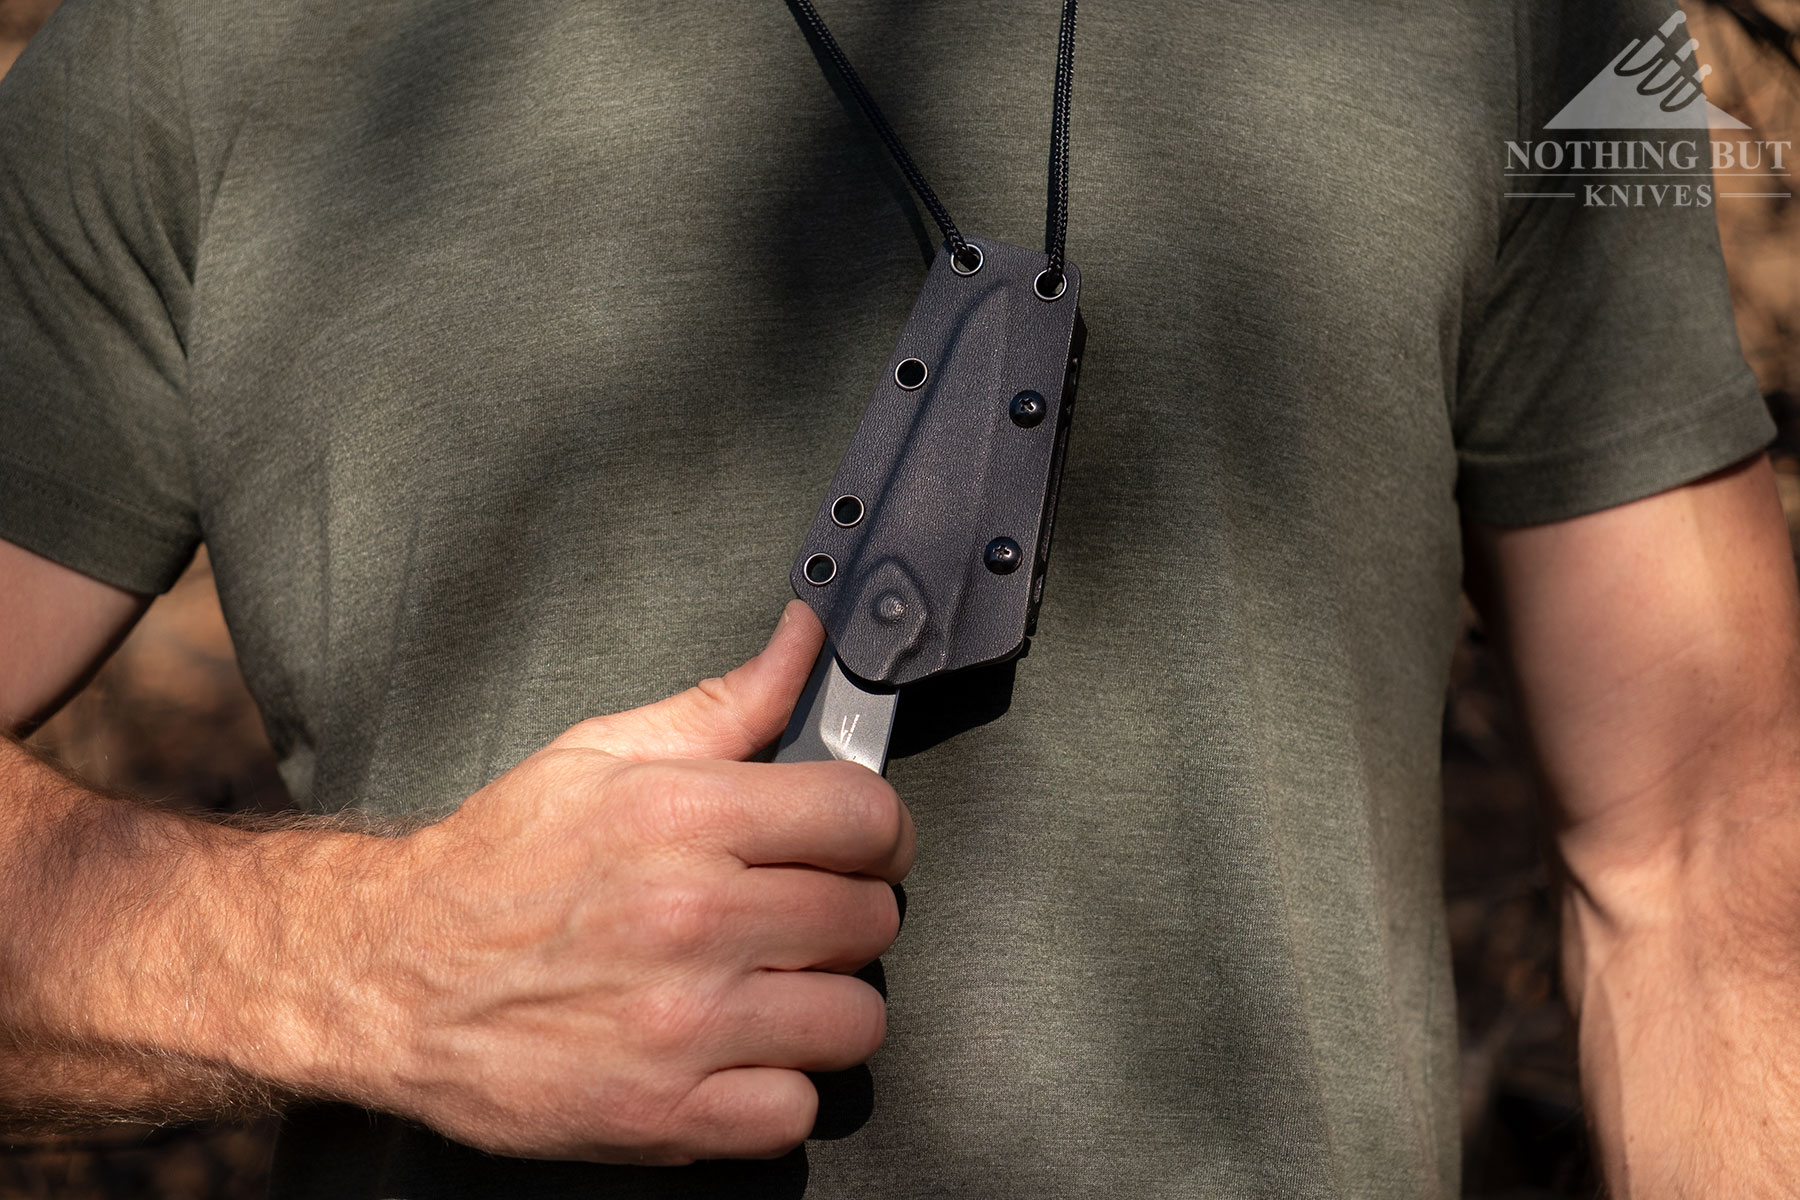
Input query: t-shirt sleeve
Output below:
<box><xmin>1453</xmin><ymin>0</ymin><xmax>1773</xmax><ymax>528</ymax></box>
<box><xmin>0</xmin><ymin>0</ymin><xmax>201</xmax><ymax>593</ymax></box>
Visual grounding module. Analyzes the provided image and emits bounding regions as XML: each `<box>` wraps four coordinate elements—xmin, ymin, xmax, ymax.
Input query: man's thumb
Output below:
<box><xmin>569</xmin><ymin>601</ymin><xmax>826</xmax><ymax>762</ymax></box>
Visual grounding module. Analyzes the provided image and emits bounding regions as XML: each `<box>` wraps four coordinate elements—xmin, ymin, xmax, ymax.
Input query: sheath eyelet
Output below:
<box><xmin>831</xmin><ymin>495</ymin><xmax>865</xmax><ymax>527</ymax></box>
<box><xmin>895</xmin><ymin>358</ymin><xmax>928</xmax><ymax>390</ymax></box>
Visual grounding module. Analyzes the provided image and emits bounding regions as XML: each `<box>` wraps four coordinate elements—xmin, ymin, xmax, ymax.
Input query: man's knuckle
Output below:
<box><xmin>726</xmin><ymin>1073</ymin><xmax>817</xmax><ymax>1158</ymax></box>
<box><xmin>837</xmin><ymin>769</ymin><xmax>903</xmax><ymax>852</ymax></box>
<box><xmin>847</xmin><ymin>985</ymin><xmax>889</xmax><ymax>1058</ymax></box>
<box><xmin>571</xmin><ymin>713</ymin><xmax>612</xmax><ymax>740</ymax></box>
<box><xmin>766</xmin><ymin>1092</ymin><xmax>817</xmax><ymax>1154</ymax></box>
<box><xmin>603</xmin><ymin>1094</ymin><xmax>694</xmax><ymax>1161</ymax></box>
<box><xmin>550</xmin><ymin>715</ymin><xmax>617</xmax><ymax>754</ymax></box>
<box><xmin>612</xmin><ymin>762</ymin><xmax>716</xmax><ymax>841</ymax></box>
<box><xmin>869</xmin><ymin>885</ymin><xmax>902</xmax><ymax>947</ymax></box>
<box><xmin>635</xmin><ymin>881</ymin><xmax>723</xmax><ymax>957</ymax></box>
<box><xmin>692</xmin><ymin>676</ymin><xmax>759</xmax><ymax>744</ymax></box>
<box><xmin>542</xmin><ymin>745</ymin><xmax>605</xmax><ymax>786</ymax></box>
<box><xmin>628</xmin><ymin>980</ymin><xmax>716</xmax><ymax>1055</ymax></box>
<box><xmin>692</xmin><ymin>675</ymin><xmax>732</xmax><ymax>709</ymax></box>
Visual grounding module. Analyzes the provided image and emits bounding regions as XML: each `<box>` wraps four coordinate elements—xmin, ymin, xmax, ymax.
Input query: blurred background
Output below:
<box><xmin>1</xmin><ymin>2</ymin><xmax>1797</xmax><ymax>1197</ymax></box>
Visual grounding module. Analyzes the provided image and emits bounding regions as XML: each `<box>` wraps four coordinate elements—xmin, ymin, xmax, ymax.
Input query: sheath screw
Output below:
<box><xmin>1010</xmin><ymin>390</ymin><xmax>1046</xmax><ymax>427</ymax></box>
<box><xmin>875</xmin><ymin>591</ymin><xmax>908</xmax><ymax>622</ymax></box>
<box><xmin>984</xmin><ymin>537</ymin><xmax>1023</xmax><ymax>575</ymax></box>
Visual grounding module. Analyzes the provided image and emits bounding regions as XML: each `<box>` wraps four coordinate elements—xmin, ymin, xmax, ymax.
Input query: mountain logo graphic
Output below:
<box><xmin>1545</xmin><ymin>11</ymin><xmax>1748</xmax><ymax>129</ymax></box>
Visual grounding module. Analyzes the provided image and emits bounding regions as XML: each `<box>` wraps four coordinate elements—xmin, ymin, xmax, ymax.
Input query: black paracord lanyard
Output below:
<box><xmin>787</xmin><ymin>0</ymin><xmax>1080</xmax><ymax>289</ymax></box>
<box><xmin>774</xmin><ymin>2</ymin><xmax>1090</xmax><ymax>773</ymax></box>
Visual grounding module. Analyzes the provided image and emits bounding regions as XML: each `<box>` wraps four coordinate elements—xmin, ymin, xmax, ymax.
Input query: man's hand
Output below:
<box><xmin>1465</xmin><ymin>454</ymin><xmax>1800</xmax><ymax>1196</ymax></box>
<box><xmin>0</xmin><ymin>598</ymin><xmax>912</xmax><ymax>1166</ymax></box>
<box><xmin>352</xmin><ymin>601</ymin><xmax>912</xmax><ymax>1163</ymax></box>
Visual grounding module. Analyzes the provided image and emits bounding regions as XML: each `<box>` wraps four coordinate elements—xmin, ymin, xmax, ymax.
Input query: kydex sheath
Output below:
<box><xmin>776</xmin><ymin>0</ymin><xmax>1088</xmax><ymax>773</ymax></box>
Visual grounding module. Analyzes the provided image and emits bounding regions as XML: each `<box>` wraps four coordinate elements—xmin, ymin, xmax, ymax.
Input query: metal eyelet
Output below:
<box><xmin>895</xmin><ymin>357</ymin><xmax>928</xmax><ymax>390</ymax></box>
<box><xmin>1033</xmin><ymin>269</ymin><xmax>1067</xmax><ymax>301</ymax></box>
<box><xmin>951</xmin><ymin>243</ymin><xmax>984</xmax><ymax>276</ymax></box>
<box><xmin>831</xmin><ymin>495</ymin><xmax>865</xmax><ymax>527</ymax></box>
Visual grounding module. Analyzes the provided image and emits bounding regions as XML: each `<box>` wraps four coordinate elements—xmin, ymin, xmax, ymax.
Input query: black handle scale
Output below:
<box><xmin>790</xmin><ymin>236</ymin><xmax>1085</xmax><ymax>688</ymax></box>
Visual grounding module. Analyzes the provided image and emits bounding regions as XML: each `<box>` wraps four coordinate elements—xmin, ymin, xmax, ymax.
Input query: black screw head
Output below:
<box><xmin>874</xmin><ymin>590</ymin><xmax>908</xmax><ymax>623</ymax></box>
<box><xmin>1009</xmin><ymin>390</ymin><xmax>1047</xmax><ymax>428</ymax></box>
<box><xmin>984</xmin><ymin>537</ymin><xmax>1023</xmax><ymax>575</ymax></box>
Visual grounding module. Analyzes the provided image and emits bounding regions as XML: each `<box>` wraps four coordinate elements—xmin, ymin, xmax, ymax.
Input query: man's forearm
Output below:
<box><xmin>0</xmin><ymin>736</ymin><xmax>401</xmax><ymax>1129</ymax></box>
<box><xmin>1466</xmin><ymin>460</ymin><xmax>1800</xmax><ymax>1195</ymax></box>
<box><xmin>1562</xmin><ymin>772</ymin><xmax>1800</xmax><ymax>1197</ymax></box>
<box><xmin>0</xmin><ymin>1041</ymin><xmax>276</xmax><ymax>1136</ymax></box>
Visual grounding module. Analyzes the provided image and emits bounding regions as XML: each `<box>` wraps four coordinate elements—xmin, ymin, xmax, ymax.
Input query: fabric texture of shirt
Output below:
<box><xmin>0</xmin><ymin>0</ymin><xmax>1773</xmax><ymax>1195</ymax></box>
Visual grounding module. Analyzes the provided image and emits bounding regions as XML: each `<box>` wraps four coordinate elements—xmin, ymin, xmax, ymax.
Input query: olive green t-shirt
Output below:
<box><xmin>0</xmin><ymin>0</ymin><xmax>1772</xmax><ymax>1196</ymax></box>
